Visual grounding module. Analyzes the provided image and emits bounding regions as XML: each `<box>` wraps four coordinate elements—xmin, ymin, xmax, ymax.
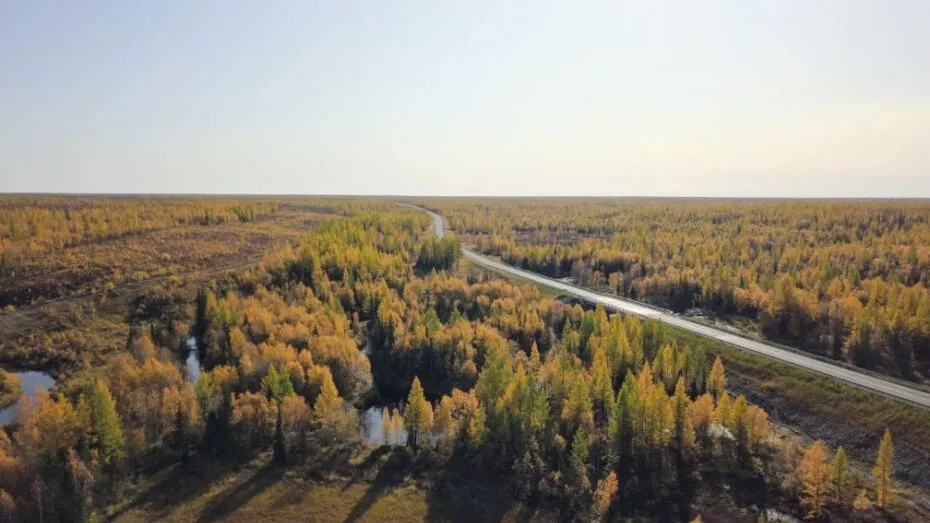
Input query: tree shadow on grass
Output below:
<box><xmin>107</xmin><ymin>460</ymin><xmax>215</xmax><ymax>521</ymax></box>
<box><xmin>197</xmin><ymin>461</ymin><xmax>284</xmax><ymax>523</ymax></box>
<box><xmin>342</xmin><ymin>448</ymin><xmax>412</xmax><ymax>523</ymax></box>
<box><xmin>425</xmin><ymin>467</ymin><xmax>530</xmax><ymax>523</ymax></box>
<box><xmin>341</xmin><ymin>445</ymin><xmax>393</xmax><ymax>493</ymax></box>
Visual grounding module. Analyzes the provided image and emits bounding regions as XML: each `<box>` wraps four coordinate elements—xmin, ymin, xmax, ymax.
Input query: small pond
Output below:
<box><xmin>760</xmin><ymin>508</ymin><xmax>801</xmax><ymax>523</ymax></box>
<box><xmin>361</xmin><ymin>406</ymin><xmax>407</xmax><ymax>446</ymax></box>
<box><xmin>0</xmin><ymin>370</ymin><xmax>57</xmax><ymax>425</ymax></box>
<box><xmin>180</xmin><ymin>336</ymin><xmax>399</xmax><ymax>447</ymax></box>
<box><xmin>185</xmin><ymin>336</ymin><xmax>201</xmax><ymax>383</ymax></box>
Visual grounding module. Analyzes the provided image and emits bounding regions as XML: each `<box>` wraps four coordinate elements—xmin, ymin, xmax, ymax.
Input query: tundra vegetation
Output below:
<box><xmin>0</xmin><ymin>196</ymin><xmax>922</xmax><ymax>522</ymax></box>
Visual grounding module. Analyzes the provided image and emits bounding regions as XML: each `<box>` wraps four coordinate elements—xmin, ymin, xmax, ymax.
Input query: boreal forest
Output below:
<box><xmin>431</xmin><ymin>199</ymin><xmax>930</xmax><ymax>383</ymax></box>
<box><xmin>0</xmin><ymin>196</ymin><xmax>925</xmax><ymax>522</ymax></box>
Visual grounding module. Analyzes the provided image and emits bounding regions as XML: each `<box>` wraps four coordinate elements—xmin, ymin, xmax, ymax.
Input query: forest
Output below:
<box><xmin>425</xmin><ymin>199</ymin><xmax>930</xmax><ymax>383</ymax></box>
<box><xmin>0</xmin><ymin>196</ymin><xmax>277</xmax><ymax>261</ymax></box>
<box><xmin>0</xmin><ymin>196</ymin><xmax>920</xmax><ymax>522</ymax></box>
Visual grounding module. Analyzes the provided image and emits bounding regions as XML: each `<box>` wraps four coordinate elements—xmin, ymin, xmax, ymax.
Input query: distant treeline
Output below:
<box><xmin>0</xmin><ymin>196</ymin><xmax>281</xmax><ymax>260</ymax></box>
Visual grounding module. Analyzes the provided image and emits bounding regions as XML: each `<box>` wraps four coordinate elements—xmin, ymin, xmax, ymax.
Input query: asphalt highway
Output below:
<box><xmin>404</xmin><ymin>203</ymin><xmax>930</xmax><ymax>409</ymax></box>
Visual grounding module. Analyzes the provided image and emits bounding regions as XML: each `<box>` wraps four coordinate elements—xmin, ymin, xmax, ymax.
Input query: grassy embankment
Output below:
<box><xmin>464</xmin><ymin>260</ymin><xmax>563</xmax><ymax>301</ymax></box>
<box><xmin>676</xmin><ymin>326</ymin><xmax>930</xmax><ymax>454</ymax></box>
<box><xmin>677</xmin><ymin>324</ymin><xmax>930</xmax><ymax>508</ymax></box>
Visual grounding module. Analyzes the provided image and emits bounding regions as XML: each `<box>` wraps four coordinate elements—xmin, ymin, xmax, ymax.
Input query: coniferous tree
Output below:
<box><xmin>688</xmin><ymin>393</ymin><xmax>715</xmax><ymax>447</ymax></box>
<box><xmin>672</xmin><ymin>378</ymin><xmax>695</xmax><ymax>456</ymax></box>
<box><xmin>706</xmin><ymin>357</ymin><xmax>726</xmax><ymax>399</ymax></box>
<box><xmin>404</xmin><ymin>377</ymin><xmax>433</xmax><ymax>448</ymax></box>
<box><xmin>313</xmin><ymin>367</ymin><xmax>342</xmax><ymax>422</ymax></box>
<box><xmin>593</xmin><ymin>471</ymin><xmax>618</xmax><ymax>521</ymax></box>
<box><xmin>84</xmin><ymin>380</ymin><xmax>125</xmax><ymax>465</ymax></box>
<box><xmin>432</xmin><ymin>395</ymin><xmax>455</xmax><ymax>443</ymax></box>
<box><xmin>591</xmin><ymin>342</ymin><xmax>614</xmax><ymax>421</ymax></box>
<box><xmin>797</xmin><ymin>440</ymin><xmax>830</xmax><ymax>518</ymax></box>
<box><xmin>715</xmin><ymin>393</ymin><xmax>732</xmax><ymax>432</ymax></box>
<box><xmin>262</xmin><ymin>365</ymin><xmax>295</xmax><ymax>401</ymax></box>
<box><xmin>609</xmin><ymin>372</ymin><xmax>637</xmax><ymax>463</ymax></box>
<box><xmin>262</xmin><ymin>366</ymin><xmax>295</xmax><ymax>463</ymax></box>
<box><xmin>570</xmin><ymin>426</ymin><xmax>591</xmax><ymax>491</ymax></box>
<box><xmin>830</xmin><ymin>447</ymin><xmax>850</xmax><ymax>502</ymax></box>
<box><xmin>730</xmin><ymin>395</ymin><xmax>750</xmax><ymax>457</ymax></box>
<box><xmin>872</xmin><ymin>429</ymin><xmax>894</xmax><ymax>508</ymax></box>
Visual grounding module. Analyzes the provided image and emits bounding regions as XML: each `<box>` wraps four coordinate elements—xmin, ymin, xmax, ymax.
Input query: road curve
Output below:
<box><xmin>404</xmin><ymin>203</ymin><xmax>930</xmax><ymax>409</ymax></box>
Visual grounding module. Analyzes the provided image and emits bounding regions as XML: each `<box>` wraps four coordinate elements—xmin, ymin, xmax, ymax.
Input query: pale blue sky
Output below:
<box><xmin>1</xmin><ymin>1</ymin><xmax>928</xmax><ymax>196</ymax></box>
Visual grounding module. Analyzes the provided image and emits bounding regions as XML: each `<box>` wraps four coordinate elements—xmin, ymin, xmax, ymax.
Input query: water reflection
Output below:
<box><xmin>361</xmin><ymin>406</ymin><xmax>406</xmax><ymax>446</ymax></box>
<box><xmin>761</xmin><ymin>508</ymin><xmax>801</xmax><ymax>523</ymax></box>
<box><xmin>185</xmin><ymin>337</ymin><xmax>201</xmax><ymax>383</ymax></box>
<box><xmin>184</xmin><ymin>335</ymin><xmax>397</xmax><ymax>446</ymax></box>
<box><xmin>0</xmin><ymin>370</ymin><xmax>56</xmax><ymax>425</ymax></box>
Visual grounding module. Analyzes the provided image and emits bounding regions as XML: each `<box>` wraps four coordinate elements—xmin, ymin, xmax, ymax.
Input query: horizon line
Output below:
<box><xmin>2</xmin><ymin>192</ymin><xmax>930</xmax><ymax>201</ymax></box>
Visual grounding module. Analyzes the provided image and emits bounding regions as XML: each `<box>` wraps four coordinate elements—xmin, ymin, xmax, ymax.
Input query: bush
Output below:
<box><xmin>0</xmin><ymin>370</ymin><xmax>22</xmax><ymax>410</ymax></box>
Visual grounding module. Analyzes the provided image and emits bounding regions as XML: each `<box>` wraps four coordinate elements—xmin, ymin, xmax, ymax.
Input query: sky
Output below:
<box><xmin>1</xmin><ymin>1</ymin><xmax>929</xmax><ymax>197</ymax></box>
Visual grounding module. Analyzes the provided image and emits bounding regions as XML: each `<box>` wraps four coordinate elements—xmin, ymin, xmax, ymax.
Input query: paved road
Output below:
<box><xmin>405</xmin><ymin>203</ymin><xmax>930</xmax><ymax>409</ymax></box>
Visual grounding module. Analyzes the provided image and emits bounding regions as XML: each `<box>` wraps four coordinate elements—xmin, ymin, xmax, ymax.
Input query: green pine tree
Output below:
<box><xmin>86</xmin><ymin>380</ymin><xmax>125</xmax><ymax>464</ymax></box>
